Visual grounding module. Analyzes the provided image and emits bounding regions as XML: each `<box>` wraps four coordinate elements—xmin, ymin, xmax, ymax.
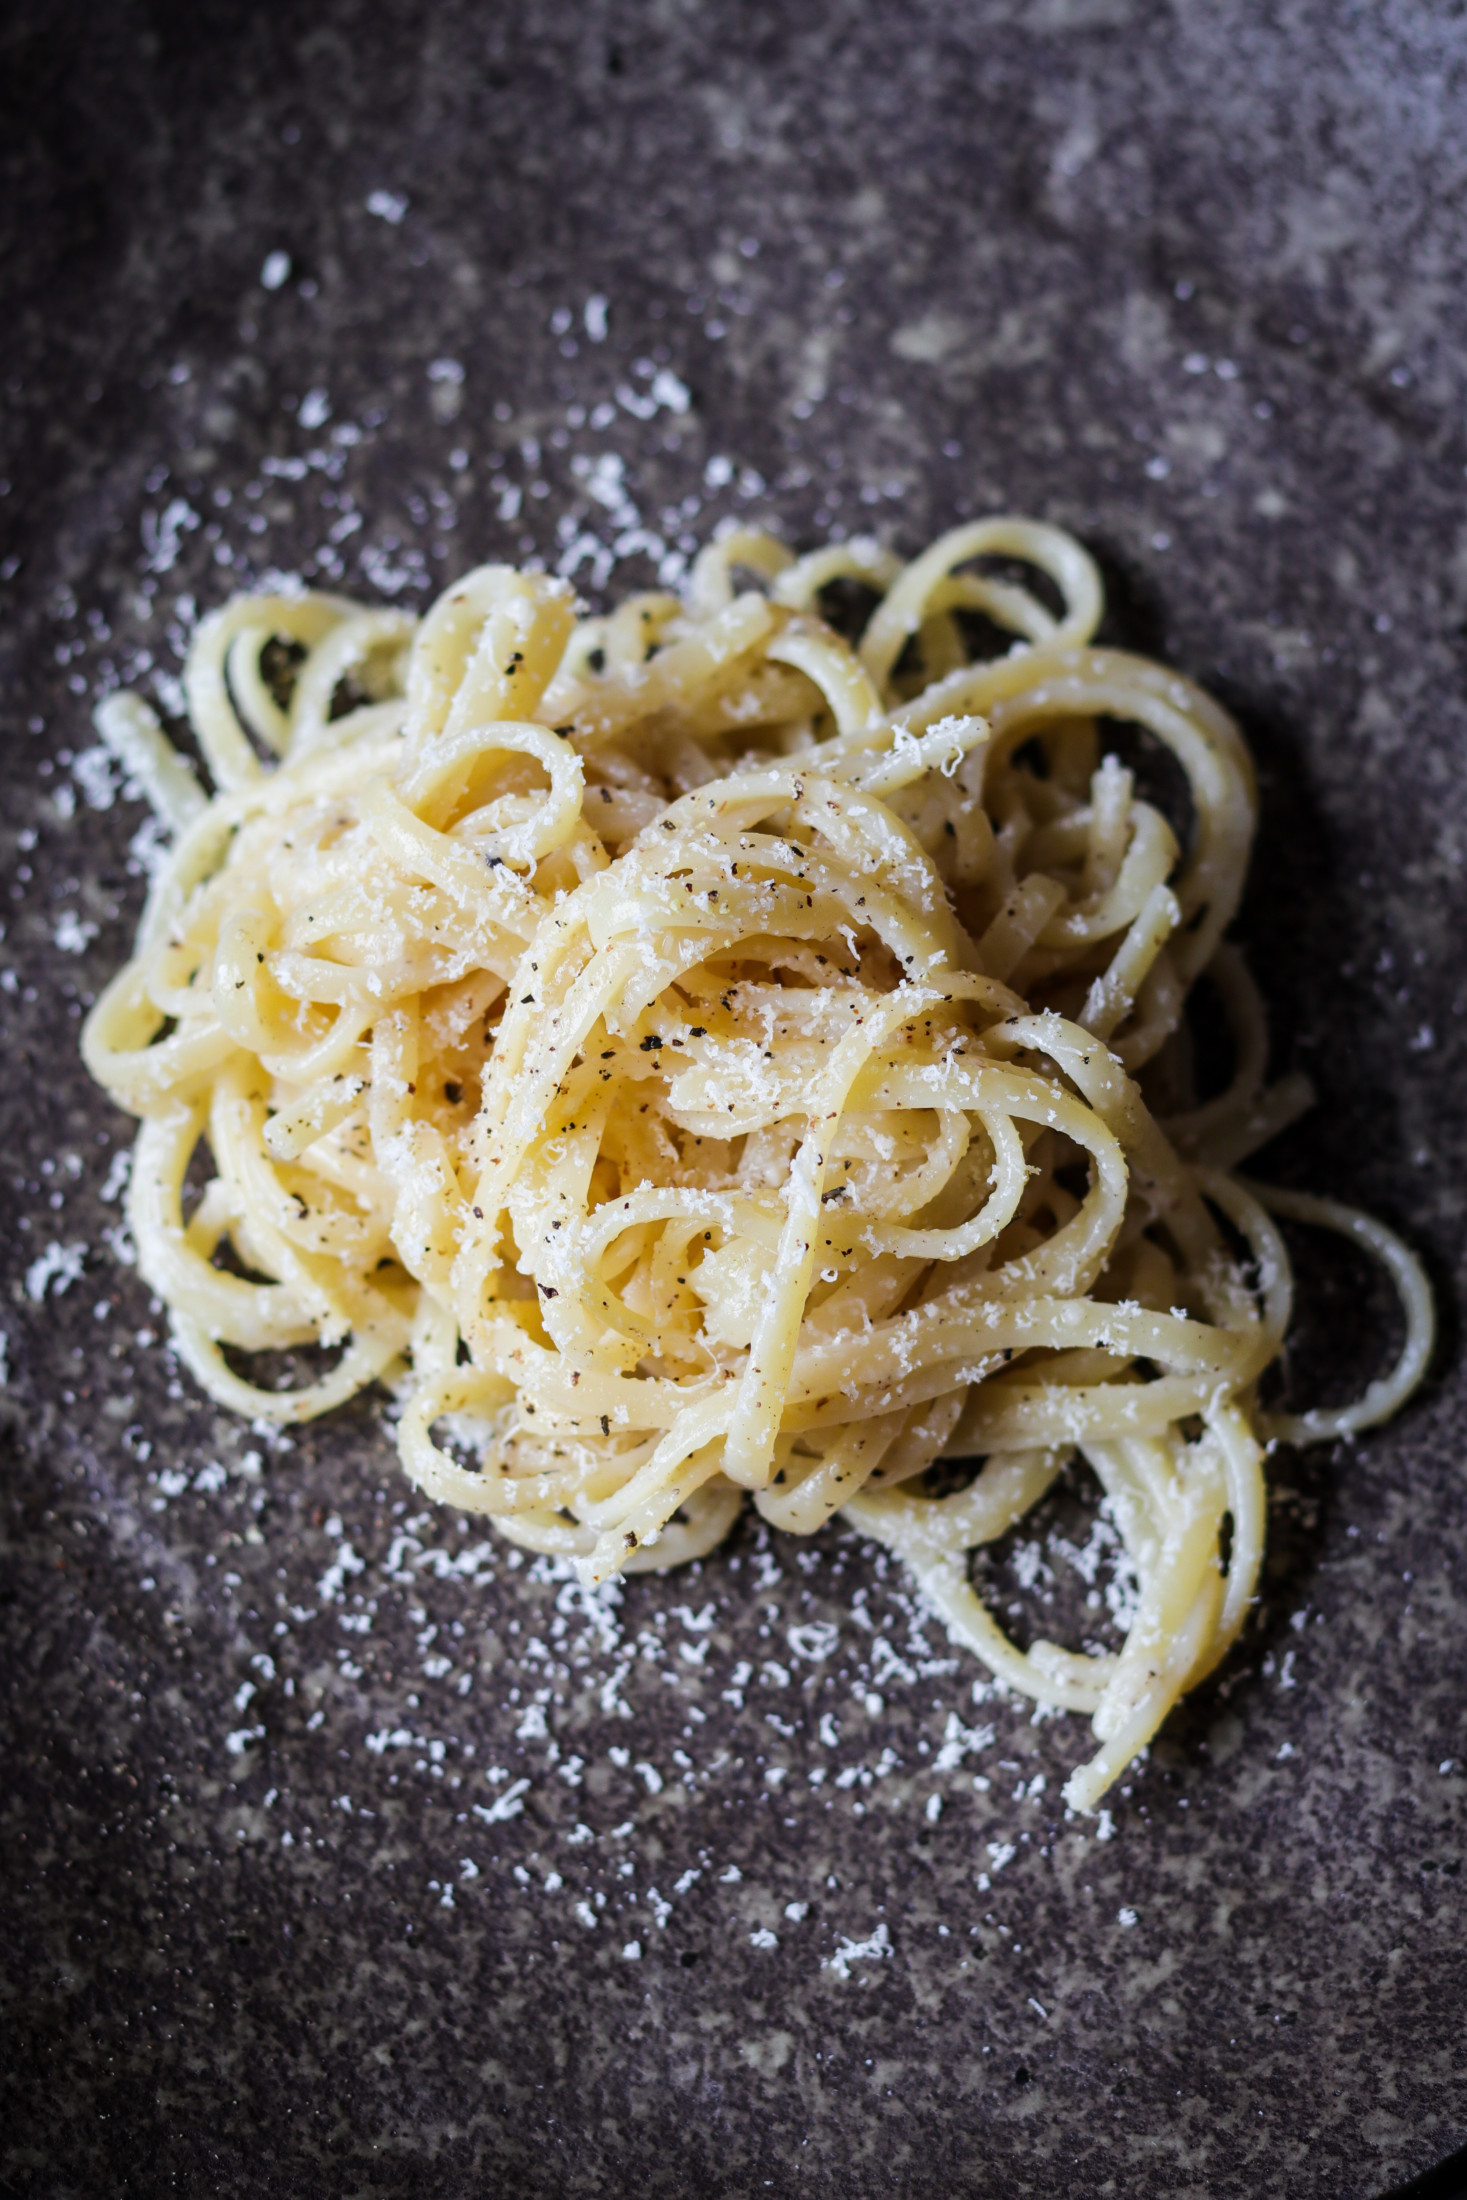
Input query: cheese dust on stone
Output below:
<box><xmin>81</xmin><ymin>508</ymin><xmax>1433</xmax><ymax>1813</ymax></box>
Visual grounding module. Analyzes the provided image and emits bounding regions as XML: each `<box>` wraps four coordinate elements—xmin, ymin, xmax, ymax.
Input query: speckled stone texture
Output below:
<box><xmin>2</xmin><ymin>4</ymin><xmax>1466</xmax><ymax>2195</ymax></box>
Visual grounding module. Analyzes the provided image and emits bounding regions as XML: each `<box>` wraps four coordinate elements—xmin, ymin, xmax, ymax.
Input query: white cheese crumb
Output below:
<box><xmin>823</xmin><ymin>1922</ymin><xmax>892</xmax><ymax>1979</ymax></box>
<box><xmin>71</xmin><ymin>745</ymin><xmax>120</xmax><ymax>810</ymax></box>
<box><xmin>25</xmin><ymin>1240</ymin><xmax>87</xmax><ymax>1302</ymax></box>
<box><xmin>316</xmin><ymin>1543</ymin><xmax>364</xmax><ymax>1603</ymax></box>
<box><xmin>470</xmin><ymin>1778</ymin><xmax>530</xmax><ymax>1825</ymax></box>
<box><xmin>53</xmin><ymin>909</ymin><xmax>98</xmax><ymax>954</ymax></box>
<box><xmin>650</xmin><ymin>367</ymin><xmax>691</xmax><ymax>415</ymax></box>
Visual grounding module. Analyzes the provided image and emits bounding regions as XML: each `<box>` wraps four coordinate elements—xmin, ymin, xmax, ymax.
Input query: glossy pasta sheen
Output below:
<box><xmin>82</xmin><ymin>516</ymin><xmax>1433</xmax><ymax>1812</ymax></box>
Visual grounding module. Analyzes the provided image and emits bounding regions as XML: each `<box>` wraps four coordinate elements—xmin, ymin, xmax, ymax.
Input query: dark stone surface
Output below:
<box><xmin>2</xmin><ymin>4</ymin><xmax>1466</xmax><ymax>2195</ymax></box>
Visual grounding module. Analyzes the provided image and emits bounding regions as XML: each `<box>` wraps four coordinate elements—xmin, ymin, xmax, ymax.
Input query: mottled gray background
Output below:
<box><xmin>2</xmin><ymin>4</ymin><xmax>1466</xmax><ymax>2196</ymax></box>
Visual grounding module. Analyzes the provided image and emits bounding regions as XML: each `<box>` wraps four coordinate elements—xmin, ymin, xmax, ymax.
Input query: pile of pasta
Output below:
<box><xmin>84</xmin><ymin>515</ymin><xmax>1432</xmax><ymax>1811</ymax></box>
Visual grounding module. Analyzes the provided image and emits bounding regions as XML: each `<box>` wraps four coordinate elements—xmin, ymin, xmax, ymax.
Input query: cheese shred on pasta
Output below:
<box><xmin>82</xmin><ymin>515</ymin><xmax>1433</xmax><ymax>1812</ymax></box>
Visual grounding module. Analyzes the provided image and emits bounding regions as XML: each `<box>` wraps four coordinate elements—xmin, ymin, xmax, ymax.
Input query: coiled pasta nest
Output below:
<box><xmin>84</xmin><ymin>516</ymin><xmax>1431</xmax><ymax>1809</ymax></box>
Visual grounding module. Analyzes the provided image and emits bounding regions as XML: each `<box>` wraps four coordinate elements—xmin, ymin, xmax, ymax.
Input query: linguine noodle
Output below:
<box><xmin>82</xmin><ymin>514</ymin><xmax>1433</xmax><ymax>1812</ymax></box>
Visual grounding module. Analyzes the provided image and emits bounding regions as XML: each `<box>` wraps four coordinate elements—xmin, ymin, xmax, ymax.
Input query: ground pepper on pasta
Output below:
<box><xmin>82</xmin><ymin>515</ymin><xmax>1433</xmax><ymax>1812</ymax></box>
